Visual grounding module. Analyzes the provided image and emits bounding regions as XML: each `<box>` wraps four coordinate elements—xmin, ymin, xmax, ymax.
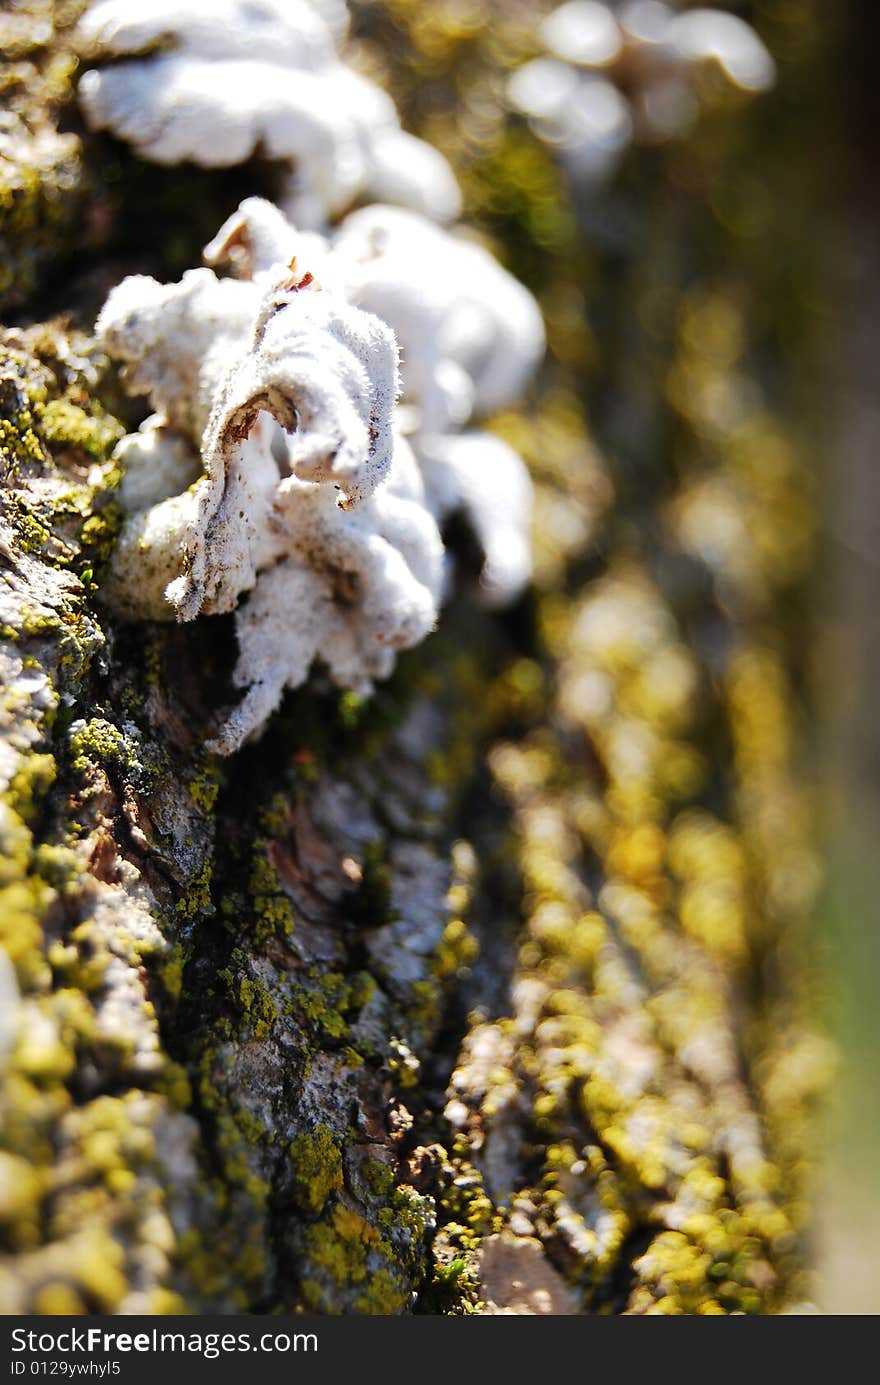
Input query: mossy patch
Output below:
<box><xmin>290</xmin><ymin>1126</ymin><xmax>344</xmax><ymax>1216</ymax></box>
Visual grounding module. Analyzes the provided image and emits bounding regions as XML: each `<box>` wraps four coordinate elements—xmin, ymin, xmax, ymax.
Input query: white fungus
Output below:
<box><xmin>333</xmin><ymin>206</ymin><xmax>545</xmax><ymax>433</ymax></box>
<box><xmin>416</xmin><ymin>431</ymin><xmax>534</xmax><ymax>609</ymax></box>
<box><xmin>213</xmin><ymin>435</ymin><xmax>443</xmax><ymax>753</ymax></box>
<box><xmin>328</xmin><ymin>204</ymin><xmax>541</xmax><ymax>605</ymax></box>
<box><xmin>211</xmin><ymin>198</ymin><xmax>543</xmax><ymax>608</ymax></box>
<box><xmin>99</xmin><ymin>196</ymin><xmax>542</xmax><ymax>750</ymax></box>
<box><xmin>98</xmin><ymin>212</ymin><xmax>442</xmax><ymax>750</ymax></box>
<box><xmin>541</xmin><ymin>1</ymin><xmax>624</xmax><ymax>68</ymax></box>
<box><xmin>77</xmin><ymin>0</ymin><xmax>461</xmax><ymax>228</ymax></box>
<box><xmin>670</xmin><ymin>9</ymin><xmax>777</xmax><ymax>94</ymax></box>
<box><xmin>509</xmin><ymin>1</ymin><xmax>776</xmax><ymax>182</ymax></box>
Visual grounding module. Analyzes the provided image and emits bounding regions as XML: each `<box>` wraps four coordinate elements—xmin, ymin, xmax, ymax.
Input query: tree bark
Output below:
<box><xmin>0</xmin><ymin>0</ymin><xmax>829</xmax><ymax>1315</ymax></box>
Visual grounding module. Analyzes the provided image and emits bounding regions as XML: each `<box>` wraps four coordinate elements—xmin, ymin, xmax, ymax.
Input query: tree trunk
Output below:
<box><xmin>0</xmin><ymin>0</ymin><xmax>829</xmax><ymax>1314</ymax></box>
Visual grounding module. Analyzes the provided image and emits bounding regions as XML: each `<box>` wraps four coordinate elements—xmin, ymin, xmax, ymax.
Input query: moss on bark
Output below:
<box><xmin>0</xmin><ymin>0</ymin><xmax>830</xmax><ymax>1315</ymax></box>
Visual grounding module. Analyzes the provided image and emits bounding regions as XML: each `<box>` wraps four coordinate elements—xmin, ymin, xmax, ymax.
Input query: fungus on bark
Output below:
<box><xmin>508</xmin><ymin>1</ymin><xmax>776</xmax><ymax>183</ymax></box>
<box><xmin>98</xmin><ymin>213</ymin><xmax>444</xmax><ymax>751</ymax></box>
<box><xmin>100</xmin><ymin>193</ymin><xmax>545</xmax><ymax>748</ymax></box>
<box><xmin>76</xmin><ymin>0</ymin><xmax>461</xmax><ymax>228</ymax></box>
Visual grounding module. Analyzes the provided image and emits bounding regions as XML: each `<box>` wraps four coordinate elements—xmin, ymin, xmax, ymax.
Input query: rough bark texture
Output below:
<box><xmin>1</xmin><ymin>0</ymin><xmax>830</xmax><ymax>1314</ymax></box>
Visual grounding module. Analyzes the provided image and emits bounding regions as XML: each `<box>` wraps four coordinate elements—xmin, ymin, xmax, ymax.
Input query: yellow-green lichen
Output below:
<box><xmin>301</xmin><ymin>1205</ymin><xmax>406</xmax><ymax>1314</ymax></box>
<box><xmin>37</xmin><ymin>399</ymin><xmax>123</xmax><ymax>461</ymax></box>
<box><xmin>188</xmin><ymin>762</ymin><xmax>222</xmax><ymax>815</ymax></box>
<box><xmin>68</xmin><ymin>718</ymin><xmax>129</xmax><ymax>777</ymax></box>
<box><xmin>0</xmin><ymin>2</ymin><xmax>87</xmax><ymax>314</ymax></box>
<box><xmin>289</xmin><ymin>1126</ymin><xmax>344</xmax><ymax>1215</ymax></box>
<box><xmin>174</xmin><ymin>859</ymin><xmax>214</xmax><ymax>923</ymax></box>
<box><xmin>6</xmin><ymin>753</ymin><xmax>56</xmax><ymax>826</ymax></box>
<box><xmin>248</xmin><ymin>847</ymin><xmax>295</xmax><ymax>944</ymax></box>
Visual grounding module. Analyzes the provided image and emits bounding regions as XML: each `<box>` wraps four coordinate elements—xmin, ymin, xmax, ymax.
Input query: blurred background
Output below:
<box><xmin>1</xmin><ymin>0</ymin><xmax>877</xmax><ymax>1313</ymax></box>
<box><xmin>812</xmin><ymin>0</ymin><xmax>880</xmax><ymax>1316</ymax></box>
<box><xmin>347</xmin><ymin>0</ymin><xmax>876</xmax><ymax>1312</ymax></box>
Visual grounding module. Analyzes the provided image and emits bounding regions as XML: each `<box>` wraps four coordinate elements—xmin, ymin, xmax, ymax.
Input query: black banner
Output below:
<box><xmin>0</xmin><ymin>1314</ymin><xmax>706</xmax><ymax>1380</ymax></box>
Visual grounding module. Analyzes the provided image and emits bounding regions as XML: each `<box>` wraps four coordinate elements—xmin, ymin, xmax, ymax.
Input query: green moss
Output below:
<box><xmin>1</xmin><ymin>333</ymin><xmax>126</xmax><ymax>601</ymax></box>
<box><xmin>0</xmin><ymin>4</ymin><xmax>87</xmax><ymax>314</ymax></box>
<box><xmin>347</xmin><ymin>971</ymin><xmax>377</xmax><ymax>1011</ymax></box>
<box><xmin>78</xmin><ymin>504</ymin><xmax>123</xmax><ymax>571</ymax></box>
<box><xmin>6</xmin><ymin>753</ymin><xmax>56</xmax><ymax>826</ymax></box>
<box><xmin>381</xmin><ymin>1184</ymin><xmax>434</xmax><ymax>1243</ymax></box>
<box><xmin>31</xmin><ymin>842</ymin><xmax>80</xmax><ymax>892</ymax></box>
<box><xmin>424</xmin><ymin>1254</ymin><xmax>473</xmax><ymax>1313</ymax></box>
<box><xmin>68</xmin><ymin>718</ymin><xmax>128</xmax><ymax>776</ymax></box>
<box><xmin>256</xmin><ymin>791</ymin><xmax>290</xmax><ymax>837</ymax></box>
<box><xmin>362</xmin><ymin>1158</ymin><xmax>395</xmax><ymax>1200</ymax></box>
<box><xmin>174</xmin><ymin>860</ymin><xmax>214</xmax><ymax>924</ymax></box>
<box><xmin>186</xmin><ymin>1053</ymin><xmax>274</xmax><ymax>1301</ymax></box>
<box><xmin>289</xmin><ymin>1126</ymin><xmax>344</xmax><ymax>1215</ymax></box>
<box><xmin>11</xmin><ymin>506</ymin><xmax>52</xmax><ymax>556</ymax></box>
<box><xmin>188</xmin><ymin>762</ymin><xmax>222</xmax><ymax>815</ymax></box>
<box><xmin>433</xmin><ymin>916</ymin><xmax>479</xmax><ymax>980</ymax></box>
<box><xmin>0</xmin><ymin>392</ymin><xmax>48</xmax><ymax>474</ymax></box>
<box><xmin>156</xmin><ymin>1060</ymin><xmax>192</xmax><ymax>1112</ymax></box>
<box><xmin>158</xmin><ymin>954</ymin><xmax>185</xmax><ymax>1004</ymax></box>
<box><xmin>435</xmin><ymin>1156</ymin><xmax>496</xmax><ymax>1244</ymax></box>
<box><xmin>18</xmin><ymin>608</ymin><xmax>61</xmax><ymax>639</ymax></box>
<box><xmin>37</xmin><ymin>399</ymin><xmax>123</xmax><ymax>460</ymax></box>
<box><xmin>296</xmin><ymin>978</ymin><xmax>350</xmax><ymax>1042</ymax></box>
<box><xmin>248</xmin><ymin>847</ymin><xmax>295</xmax><ymax>944</ymax></box>
<box><xmin>0</xmin><ymin>318</ymin><xmax>201</xmax><ymax>1313</ymax></box>
<box><xmin>301</xmin><ymin>1205</ymin><xmax>403</xmax><ymax>1312</ymax></box>
<box><xmin>353</xmin><ymin>1269</ymin><xmax>408</xmax><ymax>1315</ymax></box>
<box><xmin>0</xmin><ymin>876</ymin><xmax>51</xmax><ymax>988</ymax></box>
<box><xmin>236</xmin><ymin>977</ymin><xmax>278</xmax><ymax>1041</ymax></box>
<box><xmin>288</xmin><ymin>969</ymin><xmax>379</xmax><ymax>1044</ymax></box>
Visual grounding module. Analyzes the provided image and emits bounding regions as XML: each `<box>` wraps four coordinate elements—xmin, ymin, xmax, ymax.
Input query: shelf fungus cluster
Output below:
<box><xmin>76</xmin><ymin>0</ymin><xmax>462</xmax><ymax>228</ymax></box>
<box><xmin>333</xmin><ymin>205</ymin><xmax>544</xmax><ymax>607</ymax></box>
<box><xmin>508</xmin><ymin>1</ymin><xmax>776</xmax><ymax>182</ymax></box>
<box><xmin>100</xmin><ymin>198</ymin><xmax>544</xmax><ymax>752</ymax></box>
